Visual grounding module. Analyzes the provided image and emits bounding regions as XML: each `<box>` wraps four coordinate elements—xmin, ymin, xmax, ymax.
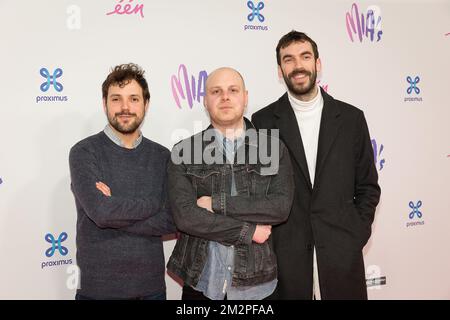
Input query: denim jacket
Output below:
<box><xmin>167</xmin><ymin>118</ymin><xmax>294</xmax><ymax>287</ymax></box>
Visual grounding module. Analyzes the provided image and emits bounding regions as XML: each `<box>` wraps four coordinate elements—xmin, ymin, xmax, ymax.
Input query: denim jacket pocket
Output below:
<box><xmin>185</xmin><ymin>166</ymin><xmax>220</xmax><ymax>196</ymax></box>
<box><xmin>232</xmin><ymin>164</ymin><xmax>250</xmax><ymax>196</ymax></box>
<box><xmin>249</xmin><ymin>241</ymin><xmax>276</xmax><ymax>275</ymax></box>
<box><xmin>246</xmin><ymin>164</ymin><xmax>277</xmax><ymax>196</ymax></box>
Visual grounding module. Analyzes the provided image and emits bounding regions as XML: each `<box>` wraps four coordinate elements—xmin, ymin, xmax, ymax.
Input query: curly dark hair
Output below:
<box><xmin>276</xmin><ymin>30</ymin><xmax>319</xmax><ymax>66</ymax></box>
<box><xmin>102</xmin><ymin>63</ymin><xmax>150</xmax><ymax>102</ymax></box>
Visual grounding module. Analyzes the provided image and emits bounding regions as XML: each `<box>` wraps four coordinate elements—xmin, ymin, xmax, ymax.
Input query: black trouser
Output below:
<box><xmin>182</xmin><ymin>285</ymin><xmax>211</xmax><ymax>300</ymax></box>
<box><xmin>181</xmin><ymin>285</ymin><xmax>229</xmax><ymax>300</ymax></box>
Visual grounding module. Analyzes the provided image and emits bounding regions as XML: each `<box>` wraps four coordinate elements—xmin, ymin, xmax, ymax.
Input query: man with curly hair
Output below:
<box><xmin>69</xmin><ymin>63</ymin><xmax>176</xmax><ymax>300</ymax></box>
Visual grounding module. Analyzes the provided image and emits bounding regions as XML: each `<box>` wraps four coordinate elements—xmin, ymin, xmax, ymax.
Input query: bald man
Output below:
<box><xmin>167</xmin><ymin>67</ymin><xmax>294</xmax><ymax>300</ymax></box>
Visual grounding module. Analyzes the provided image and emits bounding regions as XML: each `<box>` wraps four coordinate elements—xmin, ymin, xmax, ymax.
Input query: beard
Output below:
<box><xmin>282</xmin><ymin>67</ymin><xmax>317</xmax><ymax>97</ymax></box>
<box><xmin>107</xmin><ymin>110</ymin><xmax>144</xmax><ymax>134</ymax></box>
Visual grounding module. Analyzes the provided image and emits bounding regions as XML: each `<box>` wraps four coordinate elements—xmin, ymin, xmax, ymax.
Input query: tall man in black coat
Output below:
<box><xmin>252</xmin><ymin>31</ymin><xmax>381</xmax><ymax>299</ymax></box>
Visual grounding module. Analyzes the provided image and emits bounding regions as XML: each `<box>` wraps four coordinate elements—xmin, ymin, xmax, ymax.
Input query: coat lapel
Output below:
<box><xmin>274</xmin><ymin>93</ymin><xmax>312</xmax><ymax>190</ymax></box>
<box><xmin>314</xmin><ymin>88</ymin><xmax>342</xmax><ymax>185</ymax></box>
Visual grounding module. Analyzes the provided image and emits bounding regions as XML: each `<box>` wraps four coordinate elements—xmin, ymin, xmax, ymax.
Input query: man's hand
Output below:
<box><xmin>252</xmin><ymin>225</ymin><xmax>272</xmax><ymax>243</ymax></box>
<box><xmin>96</xmin><ymin>181</ymin><xmax>111</xmax><ymax>197</ymax></box>
<box><xmin>197</xmin><ymin>196</ymin><xmax>213</xmax><ymax>213</ymax></box>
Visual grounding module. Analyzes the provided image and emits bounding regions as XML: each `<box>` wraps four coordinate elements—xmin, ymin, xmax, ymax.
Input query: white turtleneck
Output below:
<box><xmin>288</xmin><ymin>87</ymin><xmax>324</xmax><ymax>300</ymax></box>
<box><xmin>288</xmin><ymin>87</ymin><xmax>324</xmax><ymax>186</ymax></box>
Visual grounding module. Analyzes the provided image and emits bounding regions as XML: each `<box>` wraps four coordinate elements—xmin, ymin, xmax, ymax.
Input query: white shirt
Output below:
<box><xmin>288</xmin><ymin>87</ymin><xmax>324</xmax><ymax>299</ymax></box>
<box><xmin>288</xmin><ymin>88</ymin><xmax>324</xmax><ymax>186</ymax></box>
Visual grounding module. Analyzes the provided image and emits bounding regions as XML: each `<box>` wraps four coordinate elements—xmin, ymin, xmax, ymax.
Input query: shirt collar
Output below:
<box><xmin>212</xmin><ymin>120</ymin><xmax>246</xmax><ymax>149</ymax></box>
<box><xmin>103</xmin><ymin>124</ymin><xmax>143</xmax><ymax>149</ymax></box>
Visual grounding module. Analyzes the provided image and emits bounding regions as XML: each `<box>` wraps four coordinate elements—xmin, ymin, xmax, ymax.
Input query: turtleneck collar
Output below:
<box><xmin>288</xmin><ymin>86</ymin><xmax>323</xmax><ymax>112</ymax></box>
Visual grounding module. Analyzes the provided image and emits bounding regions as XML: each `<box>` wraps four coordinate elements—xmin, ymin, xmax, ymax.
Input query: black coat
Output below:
<box><xmin>252</xmin><ymin>88</ymin><xmax>381</xmax><ymax>299</ymax></box>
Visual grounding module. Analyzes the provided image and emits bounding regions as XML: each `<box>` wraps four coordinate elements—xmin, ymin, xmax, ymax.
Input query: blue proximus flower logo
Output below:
<box><xmin>408</xmin><ymin>201</ymin><xmax>422</xmax><ymax>219</ymax></box>
<box><xmin>247</xmin><ymin>1</ymin><xmax>265</xmax><ymax>22</ymax></box>
<box><xmin>40</xmin><ymin>68</ymin><xmax>63</xmax><ymax>92</ymax></box>
<box><xmin>406</xmin><ymin>76</ymin><xmax>420</xmax><ymax>95</ymax></box>
<box><xmin>45</xmin><ymin>232</ymin><xmax>68</xmax><ymax>257</ymax></box>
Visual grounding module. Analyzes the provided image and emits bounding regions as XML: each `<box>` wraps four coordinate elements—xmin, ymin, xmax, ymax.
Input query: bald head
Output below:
<box><xmin>203</xmin><ymin>67</ymin><xmax>248</xmax><ymax>132</ymax></box>
<box><xmin>205</xmin><ymin>67</ymin><xmax>246</xmax><ymax>91</ymax></box>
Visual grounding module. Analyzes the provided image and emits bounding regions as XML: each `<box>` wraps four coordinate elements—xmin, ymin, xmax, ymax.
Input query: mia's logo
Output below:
<box><xmin>406</xmin><ymin>201</ymin><xmax>425</xmax><ymax>227</ymax></box>
<box><xmin>40</xmin><ymin>68</ymin><xmax>63</xmax><ymax>92</ymax></box>
<box><xmin>345</xmin><ymin>3</ymin><xmax>382</xmax><ymax>42</ymax></box>
<box><xmin>45</xmin><ymin>232</ymin><xmax>68</xmax><ymax>257</ymax></box>
<box><xmin>244</xmin><ymin>1</ymin><xmax>268</xmax><ymax>31</ymax></box>
<box><xmin>371</xmin><ymin>139</ymin><xmax>385</xmax><ymax>171</ymax></box>
<box><xmin>171</xmin><ymin>64</ymin><xmax>207</xmax><ymax>109</ymax></box>
<box><xmin>0</xmin><ymin>177</ymin><xmax>3</xmax><ymax>185</ymax></box>
<box><xmin>404</xmin><ymin>76</ymin><xmax>422</xmax><ymax>102</ymax></box>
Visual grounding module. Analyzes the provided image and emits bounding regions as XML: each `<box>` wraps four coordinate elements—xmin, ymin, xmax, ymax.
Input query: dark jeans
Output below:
<box><xmin>75</xmin><ymin>291</ymin><xmax>166</xmax><ymax>300</ymax></box>
<box><xmin>181</xmin><ymin>285</ymin><xmax>211</xmax><ymax>300</ymax></box>
<box><xmin>181</xmin><ymin>285</ymin><xmax>229</xmax><ymax>300</ymax></box>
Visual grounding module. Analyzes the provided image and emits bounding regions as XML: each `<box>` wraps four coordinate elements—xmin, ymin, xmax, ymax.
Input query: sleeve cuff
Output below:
<box><xmin>212</xmin><ymin>193</ymin><xmax>226</xmax><ymax>215</ymax></box>
<box><xmin>239</xmin><ymin>222</ymin><xmax>256</xmax><ymax>245</ymax></box>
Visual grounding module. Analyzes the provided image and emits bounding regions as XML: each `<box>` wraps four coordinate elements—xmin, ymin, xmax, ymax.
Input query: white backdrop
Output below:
<box><xmin>0</xmin><ymin>0</ymin><xmax>449</xmax><ymax>299</ymax></box>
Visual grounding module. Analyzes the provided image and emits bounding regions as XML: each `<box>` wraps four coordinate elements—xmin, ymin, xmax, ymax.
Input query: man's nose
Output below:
<box><xmin>293</xmin><ymin>58</ymin><xmax>304</xmax><ymax>69</ymax></box>
<box><xmin>121</xmin><ymin>100</ymin><xmax>131</xmax><ymax>111</ymax></box>
<box><xmin>221</xmin><ymin>91</ymin><xmax>230</xmax><ymax>101</ymax></box>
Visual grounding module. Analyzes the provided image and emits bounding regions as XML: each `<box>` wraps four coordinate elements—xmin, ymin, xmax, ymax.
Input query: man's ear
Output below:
<box><xmin>244</xmin><ymin>90</ymin><xmax>249</xmax><ymax>110</ymax></box>
<box><xmin>316</xmin><ymin>58</ymin><xmax>322</xmax><ymax>73</ymax></box>
<box><xmin>103</xmin><ymin>98</ymin><xmax>107</xmax><ymax>114</ymax></box>
<box><xmin>278</xmin><ymin>65</ymin><xmax>287</xmax><ymax>81</ymax></box>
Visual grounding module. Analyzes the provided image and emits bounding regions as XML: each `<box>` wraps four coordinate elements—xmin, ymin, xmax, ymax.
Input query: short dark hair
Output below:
<box><xmin>276</xmin><ymin>30</ymin><xmax>319</xmax><ymax>66</ymax></box>
<box><xmin>102</xmin><ymin>63</ymin><xmax>150</xmax><ymax>102</ymax></box>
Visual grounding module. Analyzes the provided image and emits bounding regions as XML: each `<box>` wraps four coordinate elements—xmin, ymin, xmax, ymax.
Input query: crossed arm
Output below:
<box><xmin>69</xmin><ymin>144</ymin><xmax>176</xmax><ymax>237</ymax></box>
<box><xmin>196</xmin><ymin>196</ymin><xmax>272</xmax><ymax>244</ymax></box>
<box><xmin>167</xmin><ymin>142</ymin><xmax>294</xmax><ymax>245</ymax></box>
